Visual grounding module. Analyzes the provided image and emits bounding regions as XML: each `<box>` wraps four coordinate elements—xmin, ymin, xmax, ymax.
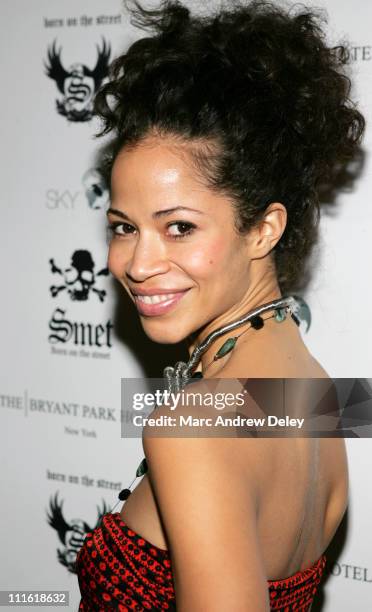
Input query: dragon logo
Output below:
<box><xmin>49</xmin><ymin>250</ymin><xmax>109</xmax><ymax>302</ymax></box>
<box><xmin>46</xmin><ymin>492</ymin><xmax>110</xmax><ymax>573</ymax></box>
<box><xmin>44</xmin><ymin>38</ymin><xmax>111</xmax><ymax>122</ymax></box>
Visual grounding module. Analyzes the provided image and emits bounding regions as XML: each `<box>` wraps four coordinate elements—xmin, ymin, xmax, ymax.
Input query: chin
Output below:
<box><xmin>140</xmin><ymin>319</ymin><xmax>188</xmax><ymax>345</ymax></box>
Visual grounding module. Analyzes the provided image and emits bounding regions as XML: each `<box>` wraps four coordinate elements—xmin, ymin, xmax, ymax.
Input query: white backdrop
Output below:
<box><xmin>0</xmin><ymin>1</ymin><xmax>371</xmax><ymax>610</ymax></box>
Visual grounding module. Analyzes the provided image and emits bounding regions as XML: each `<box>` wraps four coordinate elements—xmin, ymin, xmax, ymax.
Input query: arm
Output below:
<box><xmin>143</xmin><ymin>422</ymin><xmax>270</xmax><ymax>611</ymax></box>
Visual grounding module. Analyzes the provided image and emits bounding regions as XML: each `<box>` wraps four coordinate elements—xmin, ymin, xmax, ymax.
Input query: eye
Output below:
<box><xmin>107</xmin><ymin>222</ymin><xmax>136</xmax><ymax>236</ymax></box>
<box><xmin>106</xmin><ymin>220</ymin><xmax>196</xmax><ymax>242</ymax></box>
<box><xmin>167</xmin><ymin>221</ymin><xmax>196</xmax><ymax>239</ymax></box>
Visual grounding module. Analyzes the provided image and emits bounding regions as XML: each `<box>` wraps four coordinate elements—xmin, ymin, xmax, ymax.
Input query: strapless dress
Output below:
<box><xmin>76</xmin><ymin>511</ymin><xmax>326</xmax><ymax>611</ymax></box>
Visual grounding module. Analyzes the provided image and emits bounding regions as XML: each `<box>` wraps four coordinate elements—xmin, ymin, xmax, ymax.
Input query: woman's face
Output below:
<box><xmin>107</xmin><ymin>136</ymin><xmax>254</xmax><ymax>344</ymax></box>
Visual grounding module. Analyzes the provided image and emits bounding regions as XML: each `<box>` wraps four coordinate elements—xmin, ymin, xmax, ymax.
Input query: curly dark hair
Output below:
<box><xmin>94</xmin><ymin>0</ymin><xmax>365</xmax><ymax>294</ymax></box>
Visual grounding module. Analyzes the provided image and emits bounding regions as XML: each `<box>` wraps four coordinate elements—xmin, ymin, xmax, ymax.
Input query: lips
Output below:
<box><xmin>131</xmin><ymin>289</ymin><xmax>191</xmax><ymax>316</ymax></box>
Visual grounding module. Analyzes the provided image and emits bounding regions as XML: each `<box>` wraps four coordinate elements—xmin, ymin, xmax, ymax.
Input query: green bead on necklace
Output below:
<box><xmin>212</xmin><ymin>310</ymin><xmax>285</xmax><ymax>364</ymax></box>
<box><xmin>274</xmin><ymin>308</ymin><xmax>287</xmax><ymax>322</ymax></box>
<box><xmin>136</xmin><ymin>458</ymin><xmax>148</xmax><ymax>477</ymax></box>
<box><xmin>213</xmin><ymin>336</ymin><xmax>238</xmax><ymax>361</ymax></box>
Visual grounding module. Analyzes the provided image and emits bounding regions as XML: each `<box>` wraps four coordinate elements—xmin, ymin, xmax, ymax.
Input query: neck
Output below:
<box><xmin>186</xmin><ymin>279</ymin><xmax>285</xmax><ymax>374</ymax></box>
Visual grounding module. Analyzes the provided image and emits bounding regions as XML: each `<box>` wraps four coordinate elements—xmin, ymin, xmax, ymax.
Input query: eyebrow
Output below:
<box><xmin>106</xmin><ymin>206</ymin><xmax>204</xmax><ymax>220</ymax></box>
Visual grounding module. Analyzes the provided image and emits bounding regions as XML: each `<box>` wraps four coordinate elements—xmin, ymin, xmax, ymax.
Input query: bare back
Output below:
<box><xmin>120</xmin><ymin>317</ymin><xmax>348</xmax><ymax>579</ymax></box>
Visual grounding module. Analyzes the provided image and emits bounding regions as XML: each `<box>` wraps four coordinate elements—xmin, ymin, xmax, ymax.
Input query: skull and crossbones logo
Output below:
<box><xmin>49</xmin><ymin>250</ymin><xmax>109</xmax><ymax>302</ymax></box>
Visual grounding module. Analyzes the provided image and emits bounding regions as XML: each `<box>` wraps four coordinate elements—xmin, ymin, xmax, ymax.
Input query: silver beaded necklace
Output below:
<box><xmin>110</xmin><ymin>294</ymin><xmax>310</xmax><ymax>511</ymax></box>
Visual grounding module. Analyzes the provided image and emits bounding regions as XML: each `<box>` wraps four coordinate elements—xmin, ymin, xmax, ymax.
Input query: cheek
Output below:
<box><xmin>183</xmin><ymin>237</ymin><xmax>236</xmax><ymax>279</ymax></box>
<box><xmin>107</xmin><ymin>242</ymin><xmax>125</xmax><ymax>278</ymax></box>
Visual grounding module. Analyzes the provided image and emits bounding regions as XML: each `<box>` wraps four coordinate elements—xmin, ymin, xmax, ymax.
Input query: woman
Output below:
<box><xmin>76</xmin><ymin>1</ymin><xmax>364</xmax><ymax>610</ymax></box>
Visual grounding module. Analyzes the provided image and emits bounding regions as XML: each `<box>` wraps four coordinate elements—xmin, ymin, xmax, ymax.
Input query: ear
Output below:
<box><xmin>245</xmin><ymin>202</ymin><xmax>287</xmax><ymax>259</ymax></box>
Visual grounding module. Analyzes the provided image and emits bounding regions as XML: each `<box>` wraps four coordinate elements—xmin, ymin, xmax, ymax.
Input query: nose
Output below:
<box><xmin>125</xmin><ymin>231</ymin><xmax>171</xmax><ymax>282</ymax></box>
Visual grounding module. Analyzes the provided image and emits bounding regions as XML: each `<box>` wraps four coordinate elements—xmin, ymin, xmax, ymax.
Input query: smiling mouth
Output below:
<box><xmin>131</xmin><ymin>289</ymin><xmax>191</xmax><ymax>316</ymax></box>
<box><xmin>135</xmin><ymin>293</ymin><xmax>183</xmax><ymax>304</ymax></box>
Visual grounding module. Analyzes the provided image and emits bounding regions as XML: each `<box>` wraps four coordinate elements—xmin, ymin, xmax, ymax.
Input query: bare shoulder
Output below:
<box><xmin>142</xmin><ymin>390</ymin><xmax>270</xmax><ymax>610</ymax></box>
<box><xmin>142</xmin><ymin>378</ymin><xmax>255</xmax><ymax>472</ymax></box>
<box><xmin>214</xmin><ymin>336</ymin><xmax>331</xmax><ymax>379</ymax></box>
